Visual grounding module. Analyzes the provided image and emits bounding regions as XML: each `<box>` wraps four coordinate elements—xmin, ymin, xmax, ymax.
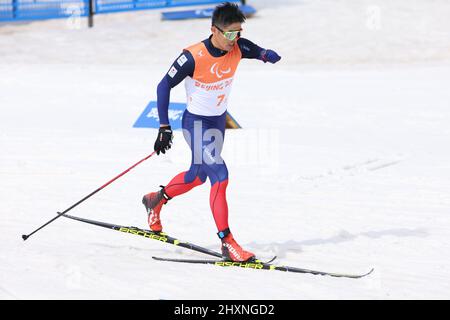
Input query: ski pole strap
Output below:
<box><xmin>217</xmin><ymin>228</ymin><xmax>231</xmax><ymax>240</ymax></box>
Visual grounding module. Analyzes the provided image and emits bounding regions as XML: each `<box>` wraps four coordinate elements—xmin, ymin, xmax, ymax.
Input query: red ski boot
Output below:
<box><xmin>142</xmin><ymin>186</ymin><xmax>171</xmax><ymax>232</ymax></box>
<box><xmin>218</xmin><ymin>228</ymin><xmax>255</xmax><ymax>262</ymax></box>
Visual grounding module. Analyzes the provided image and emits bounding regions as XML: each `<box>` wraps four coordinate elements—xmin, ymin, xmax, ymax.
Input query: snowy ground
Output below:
<box><xmin>1</xmin><ymin>0</ymin><xmax>450</xmax><ymax>299</ymax></box>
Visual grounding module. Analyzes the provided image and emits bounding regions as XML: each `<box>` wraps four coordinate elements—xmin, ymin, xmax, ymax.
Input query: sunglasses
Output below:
<box><xmin>214</xmin><ymin>25</ymin><xmax>242</xmax><ymax>41</ymax></box>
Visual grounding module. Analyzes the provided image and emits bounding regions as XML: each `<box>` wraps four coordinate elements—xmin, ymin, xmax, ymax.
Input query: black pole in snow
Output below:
<box><xmin>88</xmin><ymin>0</ymin><xmax>94</xmax><ymax>28</ymax></box>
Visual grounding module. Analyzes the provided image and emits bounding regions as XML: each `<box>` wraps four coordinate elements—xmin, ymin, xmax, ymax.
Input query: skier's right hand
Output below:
<box><xmin>154</xmin><ymin>125</ymin><xmax>173</xmax><ymax>155</ymax></box>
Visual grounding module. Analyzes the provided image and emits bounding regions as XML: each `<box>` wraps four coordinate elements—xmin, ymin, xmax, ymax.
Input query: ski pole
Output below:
<box><xmin>22</xmin><ymin>151</ymin><xmax>156</xmax><ymax>241</ymax></box>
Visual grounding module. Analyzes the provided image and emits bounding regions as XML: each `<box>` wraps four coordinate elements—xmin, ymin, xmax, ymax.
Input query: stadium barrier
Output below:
<box><xmin>0</xmin><ymin>0</ymin><xmax>234</xmax><ymax>23</ymax></box>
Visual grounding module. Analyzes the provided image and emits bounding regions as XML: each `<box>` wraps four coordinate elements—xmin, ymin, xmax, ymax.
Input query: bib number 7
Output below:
<box><xmin>217</xmin><ymin>94</ymin><xmax>225</xmax><ymax>107</ymax></box>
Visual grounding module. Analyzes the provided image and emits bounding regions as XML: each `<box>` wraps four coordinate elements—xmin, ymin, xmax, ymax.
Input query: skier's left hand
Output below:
<box><xmin>261</xmin><ymin>49</ymin><xmax>281</xmax><ymax>64</ymax></box>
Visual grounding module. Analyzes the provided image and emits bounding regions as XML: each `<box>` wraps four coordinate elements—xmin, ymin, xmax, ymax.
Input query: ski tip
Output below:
<box><xmin>366</xmin><ymin>268</ymin><xmax>375</xmax><ymax>276</ymax></box>
<box><xmin>356</xmin><ymin>268</ymin><xmax>374</xmax><ymax>278</ymax></box>
<box><xmin>264</xmin><ymin>256</ymin><xmax>278</xmax><ymax>264</ymax></box>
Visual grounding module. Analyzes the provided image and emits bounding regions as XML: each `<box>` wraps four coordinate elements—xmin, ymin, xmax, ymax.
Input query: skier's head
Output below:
<box><xmin>211</xmin><ymin>2</ymin><xmax>246</xmax><ymax>52</ymax></box>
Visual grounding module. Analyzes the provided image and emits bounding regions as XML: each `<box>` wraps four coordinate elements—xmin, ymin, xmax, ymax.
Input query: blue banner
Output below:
<box><xmin>133</xmin><ymin>101</ymin><xmax>186</xmax><ymax>130</ymax></box>
<box><xmin>133</xmin><ymin>101</ymin><xmax>242</xmax><ymax>130</ymax></box>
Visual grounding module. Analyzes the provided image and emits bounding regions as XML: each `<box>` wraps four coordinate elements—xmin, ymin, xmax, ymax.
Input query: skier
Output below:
<box><xmin>142</xmin><ymin>2</ymin><xmax>281</xmax><ymax>262</ymax></box>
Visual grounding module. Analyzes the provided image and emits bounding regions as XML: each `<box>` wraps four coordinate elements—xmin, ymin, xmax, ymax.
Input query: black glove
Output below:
<box><xmin>154</xmin><ymin>126</ymin><xmax>173</xmax><ymax>155</ymax></box>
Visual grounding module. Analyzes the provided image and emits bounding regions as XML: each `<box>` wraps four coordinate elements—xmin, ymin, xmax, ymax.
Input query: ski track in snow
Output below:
<box><xmin>293</xmin><ymin>156</ymin><xmax>405</xmax><ymax>182</ymax></box>
<box><xmin>0</xmin><ymin>285</ymin><xmax>18</xmax><ymax>299</ymax></box>
<box><xmin>248</xmin><ymin>227</ymin><xmax>429</xmax><ymax>259</ymax></box>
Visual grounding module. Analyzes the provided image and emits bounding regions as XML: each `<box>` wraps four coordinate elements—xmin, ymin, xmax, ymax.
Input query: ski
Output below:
<box><xmin>63</xmin><ymin>214</ymin><xmax>222</xmax><ymax>258</ymax></box>
<box><xmin>152</xmin><ymin>256</ymin><xmax>374</xmax><ymax>279</ymax></box>
<box><xmin>153</xmin><ymin>256</ymin><xmax>277</xmax><ymax>265</ymax></box>
<box><xmin>63</xmin><ymin>214</ymin><xmax>373</xmax><ymax>278</ymax></box>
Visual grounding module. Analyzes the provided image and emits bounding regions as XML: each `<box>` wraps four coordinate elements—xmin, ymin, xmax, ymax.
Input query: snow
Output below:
<box><xmin>1</xmin><ymin>0</ymin><xmax>450</xmax><ymax>299</ymax></box>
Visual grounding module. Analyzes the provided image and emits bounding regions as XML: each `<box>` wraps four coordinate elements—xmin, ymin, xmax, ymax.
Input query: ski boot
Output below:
<box><xmin>218</xmin><ymin>228</ymin><xmax>255</xmax><ymax>262</ymax></box>
<box><xmin>142</xmin><ymin>186</ymin><xmax>171</xmax><ymax>232</ymax></box>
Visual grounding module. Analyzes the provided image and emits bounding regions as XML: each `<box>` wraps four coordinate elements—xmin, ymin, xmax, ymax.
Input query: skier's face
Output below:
<box><xmin>211</xmin><ymin>22</ymin><xmax>242</xmax><ymax>52</ymax></box>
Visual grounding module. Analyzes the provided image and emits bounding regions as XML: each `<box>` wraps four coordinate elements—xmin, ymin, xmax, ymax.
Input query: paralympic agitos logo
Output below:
<box><xmin>210</xmin><ymin>62</ymin><xmax>231</xmax><ymax>78</ymax></box>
